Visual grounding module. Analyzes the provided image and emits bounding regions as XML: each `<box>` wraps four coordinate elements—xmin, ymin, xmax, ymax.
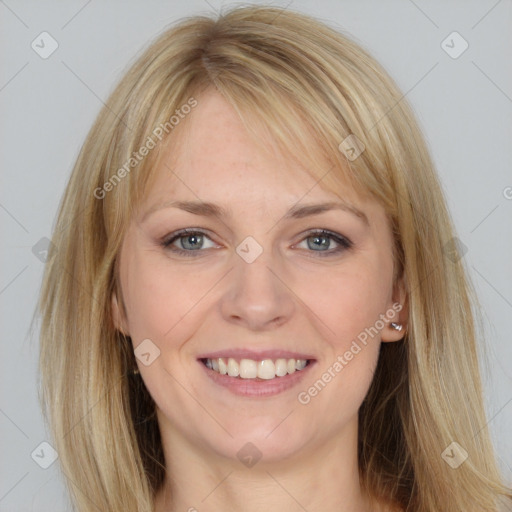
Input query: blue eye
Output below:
<box><xmin>161</xmin><ymin>228</ymin><xmax>352</xmax><ymax>257</ymax></box>
<box><xmin>296</xmin><ymin>230</ymin><xmax>352</xmax><ymax>256</ymax></box>
<box><xmin>162</xmin><ymin>229</ymin><xmax>217</xmax><ymax>256</ymax></box>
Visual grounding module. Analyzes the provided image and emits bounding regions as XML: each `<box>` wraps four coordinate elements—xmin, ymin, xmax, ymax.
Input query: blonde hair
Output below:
<box><xmin>37</xmin><ymin>5</ymin><xmax>512</xmax><ymax>512</ymax></box>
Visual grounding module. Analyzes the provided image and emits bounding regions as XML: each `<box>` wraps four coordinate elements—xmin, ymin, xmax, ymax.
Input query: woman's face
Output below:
<box><xmin>113</xmin><ymin>88</ymin><xmax>405</xmax><ymax>465</ymax></box>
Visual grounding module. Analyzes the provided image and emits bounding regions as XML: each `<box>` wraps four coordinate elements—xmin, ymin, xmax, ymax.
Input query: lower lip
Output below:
<box><xmin>198</xmin><ymin>360</ymin><xmax>316</xmax><ymax>398</ymax></box>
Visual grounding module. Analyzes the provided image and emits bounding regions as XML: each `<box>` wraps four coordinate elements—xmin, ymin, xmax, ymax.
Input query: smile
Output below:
<box><xmin>198</xmin><ymin>356</ymin><xmax>316</xmax><ymax>398</ymax></box>
<box><xmin>201</xmin><ymin>357</ymin><xmax>311</xmax><ymax>379</ymax></box>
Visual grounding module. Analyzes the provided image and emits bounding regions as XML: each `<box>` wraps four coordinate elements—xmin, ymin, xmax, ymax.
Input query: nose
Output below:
<box><xmin>219</xmin><ymin>248</ymin><xmax>295</xmax><ymax>331</ymax></box>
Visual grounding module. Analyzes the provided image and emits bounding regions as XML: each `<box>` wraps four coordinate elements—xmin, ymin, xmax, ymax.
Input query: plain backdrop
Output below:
<box><xmin>1</xmin><ymin>0</ymin><xmax>511</xmax><ymax>510</ymax></box>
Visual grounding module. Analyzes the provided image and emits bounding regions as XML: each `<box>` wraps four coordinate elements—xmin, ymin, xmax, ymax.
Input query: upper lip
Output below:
<box><xmin>197</xmin><ymin>349</ymin><xmax>316</xmax><ymax>361</ymax></box>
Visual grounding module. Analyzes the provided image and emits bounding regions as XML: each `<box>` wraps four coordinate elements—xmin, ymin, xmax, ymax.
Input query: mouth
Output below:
<box><xmin>199</xmin><ymin>357</ymin><xmax>313</xmax><ymax>380</ymax></box>
<box><xmin>197</xmin><ymin>354</ymin><xmax>317</xmax><ymax>398</ymax></box>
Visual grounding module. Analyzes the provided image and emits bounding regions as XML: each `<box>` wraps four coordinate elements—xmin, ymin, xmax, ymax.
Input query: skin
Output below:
<box><xmin>112</xmin><ymin>88</ymin><xmax>407</xmax><ymax>512</ymax></box>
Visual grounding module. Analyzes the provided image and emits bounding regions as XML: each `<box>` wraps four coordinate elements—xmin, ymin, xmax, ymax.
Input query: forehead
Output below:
<box><xmin>140</xmin><ymin>89</ymin><xmax>370</xmax><ymax>212</ymax></box>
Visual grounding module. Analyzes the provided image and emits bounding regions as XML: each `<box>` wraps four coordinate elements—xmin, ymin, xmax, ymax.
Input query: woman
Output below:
<box><xmin>37</xmin><ymin>5</ymin><xmax>512</xmax><ymax>512</ymax></box>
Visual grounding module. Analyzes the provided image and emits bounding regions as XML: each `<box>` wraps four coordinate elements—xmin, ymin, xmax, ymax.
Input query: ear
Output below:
<box><xmin>381</xmin><ymin>275</ymin><xmax>409</xmax><ymax>343</ymax></box>
<box><xmin>111</xmin><ymin>290</ymin><xmax>129</xmax><ymax>335</ymax></box>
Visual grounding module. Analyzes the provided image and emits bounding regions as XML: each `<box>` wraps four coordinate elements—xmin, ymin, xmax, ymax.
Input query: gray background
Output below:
<box><xmin>1</xmin><ymin>0</ymin><xmax>511</xmax><ymax>510</ymax></box>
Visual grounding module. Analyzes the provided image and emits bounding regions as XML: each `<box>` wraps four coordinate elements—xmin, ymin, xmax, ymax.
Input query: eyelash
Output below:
<box><xmin>161</xmin><ymin>228</ymin><xmax>353</xmax><ymax>258</ymax></box>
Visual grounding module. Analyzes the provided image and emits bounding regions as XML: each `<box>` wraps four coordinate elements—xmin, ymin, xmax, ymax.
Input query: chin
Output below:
<box><xmin>207</xmin><ymin>420</ymin><xmax>310</xmax><ymax>465</ymax></box>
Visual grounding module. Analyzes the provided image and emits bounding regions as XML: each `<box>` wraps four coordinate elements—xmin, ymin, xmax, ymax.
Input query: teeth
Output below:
<box><xmin>240</xmin><ymin>359</ymin><xmax>257</xmax><ymax>378</ymax></box>
<box><xmin>227</xmin><ymin>358</ymin><xmax>239</xmax><ymax>377</ymax></box>
<box><xmin>218</xmin><ymin>357</ymin><xmax>227</xmax><ymax>375</ymax></box>
<box><xmin>257</xmin><ymin>359</ymin><xmax>275</xmax><ymax>380</ymax></box>
<box><xmin>204</xmin><ymin>357</ymin><xmax>309</xmax><ymax>379</ymax></box>
<box><xmin>275</xmin><ymin>358</ymin><xmax>288</xmax><ymax>377</ymax></box>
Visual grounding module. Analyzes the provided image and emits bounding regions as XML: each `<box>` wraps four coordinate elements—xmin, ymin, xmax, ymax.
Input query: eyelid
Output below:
<box><xmin>292</xmin><ymin>229</ymin><xmax>353</xmax><ymax>254</ymax></box>
<box><xmin>161</xmin><ymin>227</ymin><xmax>353</xmax><ymax>256</ymax></box>
<box><xmin>161</xmin><ymin>228</ymin><xmax>219</xmax><ymax>250</ymax></box>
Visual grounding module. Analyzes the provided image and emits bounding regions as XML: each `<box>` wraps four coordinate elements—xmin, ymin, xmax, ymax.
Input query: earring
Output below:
<box><xmin>390</xmin><ymin>322</ymin><xmax>403</xmax><ymax>331</ymax></box>
<box><xmin>133</xmin><ymin>367</ymin><xmax>140</xmax><ymax>375</ymax></box>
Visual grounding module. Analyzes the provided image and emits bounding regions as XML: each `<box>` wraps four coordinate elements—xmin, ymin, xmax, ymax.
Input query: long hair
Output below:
<box><xmin>37</xmin><ymin>5</ymin><xmax>512</xmax><ymax>511</ymax></box>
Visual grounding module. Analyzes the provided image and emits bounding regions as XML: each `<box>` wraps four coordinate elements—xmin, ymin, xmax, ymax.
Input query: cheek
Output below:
<box><xmin>120</xmin><ymin>251</ymin><xmax>209</xmax><ymax>342</ymax></box>
<box><xmin>301</xmin><ymin>261</ymin><xmax>391</xmax><ymax>349</ymax></box>
<box><xmin>297</xmin><ymin>267</ymin><xmax>384</xmax><ymax>418</ymax></box>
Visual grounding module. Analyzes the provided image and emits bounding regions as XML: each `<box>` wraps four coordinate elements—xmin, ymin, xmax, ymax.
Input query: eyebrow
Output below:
<box><xmin>142</xmin><ymin>200</ymin><xmax>369</xmax><ymax>226</ymax></box>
